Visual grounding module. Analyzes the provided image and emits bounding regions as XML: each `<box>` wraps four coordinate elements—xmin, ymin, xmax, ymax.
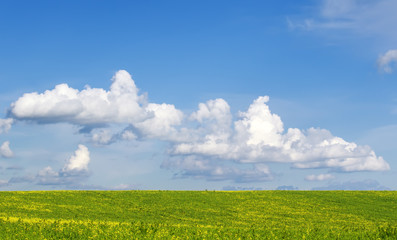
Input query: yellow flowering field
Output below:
<box><xmin>0</xmin><ymin>191</ymin><xmax>396</xmax><ymax>239</ymax></box>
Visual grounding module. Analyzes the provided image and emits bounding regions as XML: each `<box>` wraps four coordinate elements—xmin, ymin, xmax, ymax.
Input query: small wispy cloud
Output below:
<box><xmin>0</xmin><ymin>179</ymin><xmax>9</xmax><ymax>187</ymax></box>
<box><xmin>313</xmin><ymin>179</ymin><xmax>391</xmax><ymax>190</ymax></box>
<box><xmin>0</xmin><ymin>118</ymin><xmax>13</xmax><ymax>134</ymax></box>
<box><xmin>0</xmin><ymin>141</ymin><xmax>13</xmax><ymax>158</ymax></box>
<box><xmin>378</xmin><ymin>49</ymin><xmax>397</xmax><ymax>73</ymax></box>
<box><xmin>289</xmin><ymin>0</ymin><xmax>397</xmax><ymax>40</ymax></box>
<box><xmin>305</xmin><ymin>173</ymin><xmax>335</xmax><ymax>181</ymax></box>
<box><xmin>111</xmin><ymin>184</ymin><xmax>140</xmax><ymax>190</ymax></box>
<box><xmin>91</xmin><ymin>126</ymin><xmax>137</xmax><ymax>145</ymax></box>
<box><xmin>276</xmin><ymin>185</ymin><xmax>299</xmax><ymax>190</ymax></box>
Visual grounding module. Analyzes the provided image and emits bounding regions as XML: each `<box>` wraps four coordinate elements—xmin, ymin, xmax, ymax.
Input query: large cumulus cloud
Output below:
<box><xmin>7</xmin><ymin>70</ymin><xmax>390</xmax><ymax>183</ymax></box>
<box><xmin>9</xmin><ymin>70</ymin><xmax>183</xmax><ymax>137</ymax></box>
<box><xmin>168</xmin><ymin>96</ymin><xmax>389</xmax><ymax>178</ymax></box>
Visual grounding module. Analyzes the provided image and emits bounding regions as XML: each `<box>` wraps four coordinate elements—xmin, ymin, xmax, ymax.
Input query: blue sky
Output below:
<box><xmin>1</xmin><ymin>0</ymin><xmax>396</xmax><ymax>190</ymax></box>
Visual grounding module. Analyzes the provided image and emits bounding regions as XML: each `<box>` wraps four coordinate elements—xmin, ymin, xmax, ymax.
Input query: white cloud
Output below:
<box><xmin>172</xmin><ymin>98</ymin><xmax>233</xmax><ymax>157</ymax></box>
<box><xmin>378</xmin><ymin>49</ymin><xmax>397</xmax><ymax>73</ymax></box>
<box><xmin>90</xmin><ymin>126</ymin><xmax>138</xmax><ymax>145</ymax></box>
<box><xmin>7</xmin><ymin>70</ymin><xmax>390</xmax><ymax>183</ymax></box>
<box><xmin>190</xmin><ymin>98</ymin><xmax>232</xmax><ymax>128</ymax></box>
<box><xmin>111</xmin><ymin>184</ymin><xmax>139</xmax><ymax>190</ymax></box>
<box><xmin>305</xmin><ymin>173</ymin><xmax>335</xmax><ymax>181</ymax></box>
<box><xmin>223</xmin><ymin>186</ymin><xmax>263</xmax><ymax>191</ymax></box>
<box><xmin>276</xmin><ymin>185</ymin><xmax>299</xmax><ymax>190</ymax></box>
<box><xmin>169</xmin><ymin>96</ymin><xmax>389</xmax><ymax>175</ymax></box>
<box><xmin>0</xmin><ymin>179</ymin><xmax>9</xmax><ymax>187</ymax></box>
<box><xmin>9</xmin><ymin>70</ymin><xmax>182</xmax><ymax>139</ymax></box>
<box><xmin>313</xmin><ymin>179</ymin><xmax>391</xmax><ymax>190</ymax></box>
<box><xmin>293</xmin><ymin>150</ymin><xmax>389</xmax><ymax>172</ymax></box>
<box><xmin>290</xmin><ymin>0</ymin><xmax>397</xmax><ymax>43</ymax></box>
<box><xmin>0</xmin><ymin>118</ymin><xmax>13</xmax><ymax>134</ymax></box>
<box><xmin>289</xmin><ymin>0</ymin><xmax>397</xmax><ymax>76</ymax></box>
<box><xmin>91</xmin><ymin>129</ymin><xmax>115</xmax><ymax>145</ymax></box>
<box><xmin>62</xmin><ymin>144</ymin><xmax>90</xmax><ymax>173</ymax></box>
<box><xmin>36</xmin><ymin>166</ymin><xmax>61</xmax><ymax>185</ymax></box>
<box><xmin>0</xmin><ymin>141</ymin><xmax>13</xmax><ymax>158</ymax></box>
<box><xmin>37</xmin><ymin>145</ymin><xmax>90</xmax><ymax>185</ymax></box>
<box><xmin>133</xmin><ymin>103</ymin><xmax>184</xmax><ymax>140</ymax></box>
<box><xmin>321</xmin><ymin>0</ymin><xmax>357</xmax><ymax>19</ymax></box>
<box><xmin>0</xmin><ymin>179</ymin><xmax>8</xmax><ymax>187</ymax></box>
<box><xmin>120</xmin><ymin>129</ymin><xmax>137</xmax><ymax>141</ymax></box>
<box><xmin>235</xmin><ymin>96</ymin><xmax>284</xmax><ymax>148</ymax></box>
<box><xmin>163</xmin><ymin>156</ymin><xmax>273</xmax><ymax>183</ymax></box>
<box><xmin>10</xmin><ymin>70</ymin><xmax>145</xmax><ymax>125</ymax></box>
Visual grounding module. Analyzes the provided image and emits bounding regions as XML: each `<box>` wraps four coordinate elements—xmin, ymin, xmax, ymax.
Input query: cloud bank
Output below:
<box><xmin>7</xmin><ymin>70</ymin><xmax>390</xmax><ymax>183</ymax></box>
<box><xmin>167</xmin><ymin>96</ymin><xmax>389</xmax><ymax>177</ymax></box>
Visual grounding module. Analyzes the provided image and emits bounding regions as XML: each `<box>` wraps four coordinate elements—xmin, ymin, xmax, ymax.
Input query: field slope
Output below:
<box><xmin>0</xmin><ymin>190</ymin><xmax>396</xmax><ymax>239</ymax></box>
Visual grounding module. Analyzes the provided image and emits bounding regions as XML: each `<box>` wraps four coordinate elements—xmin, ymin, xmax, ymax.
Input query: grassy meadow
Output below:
<box><xmin>0</xmin><ymin>190</ymin><xmax>396</xmax><ymax>239</ymax></box>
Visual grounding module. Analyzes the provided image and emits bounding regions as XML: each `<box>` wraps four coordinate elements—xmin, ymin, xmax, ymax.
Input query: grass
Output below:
<box><xmin>0</xmin><ymin>190</ymin><xmax>396</xmax><ymax>239</ymax></box>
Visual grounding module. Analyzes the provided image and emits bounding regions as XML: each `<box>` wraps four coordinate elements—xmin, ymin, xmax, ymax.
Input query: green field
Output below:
<box><xmin>0</xmin><ymin>191</ymin><xmax>396</xmax><ymax>239</ymax></box>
